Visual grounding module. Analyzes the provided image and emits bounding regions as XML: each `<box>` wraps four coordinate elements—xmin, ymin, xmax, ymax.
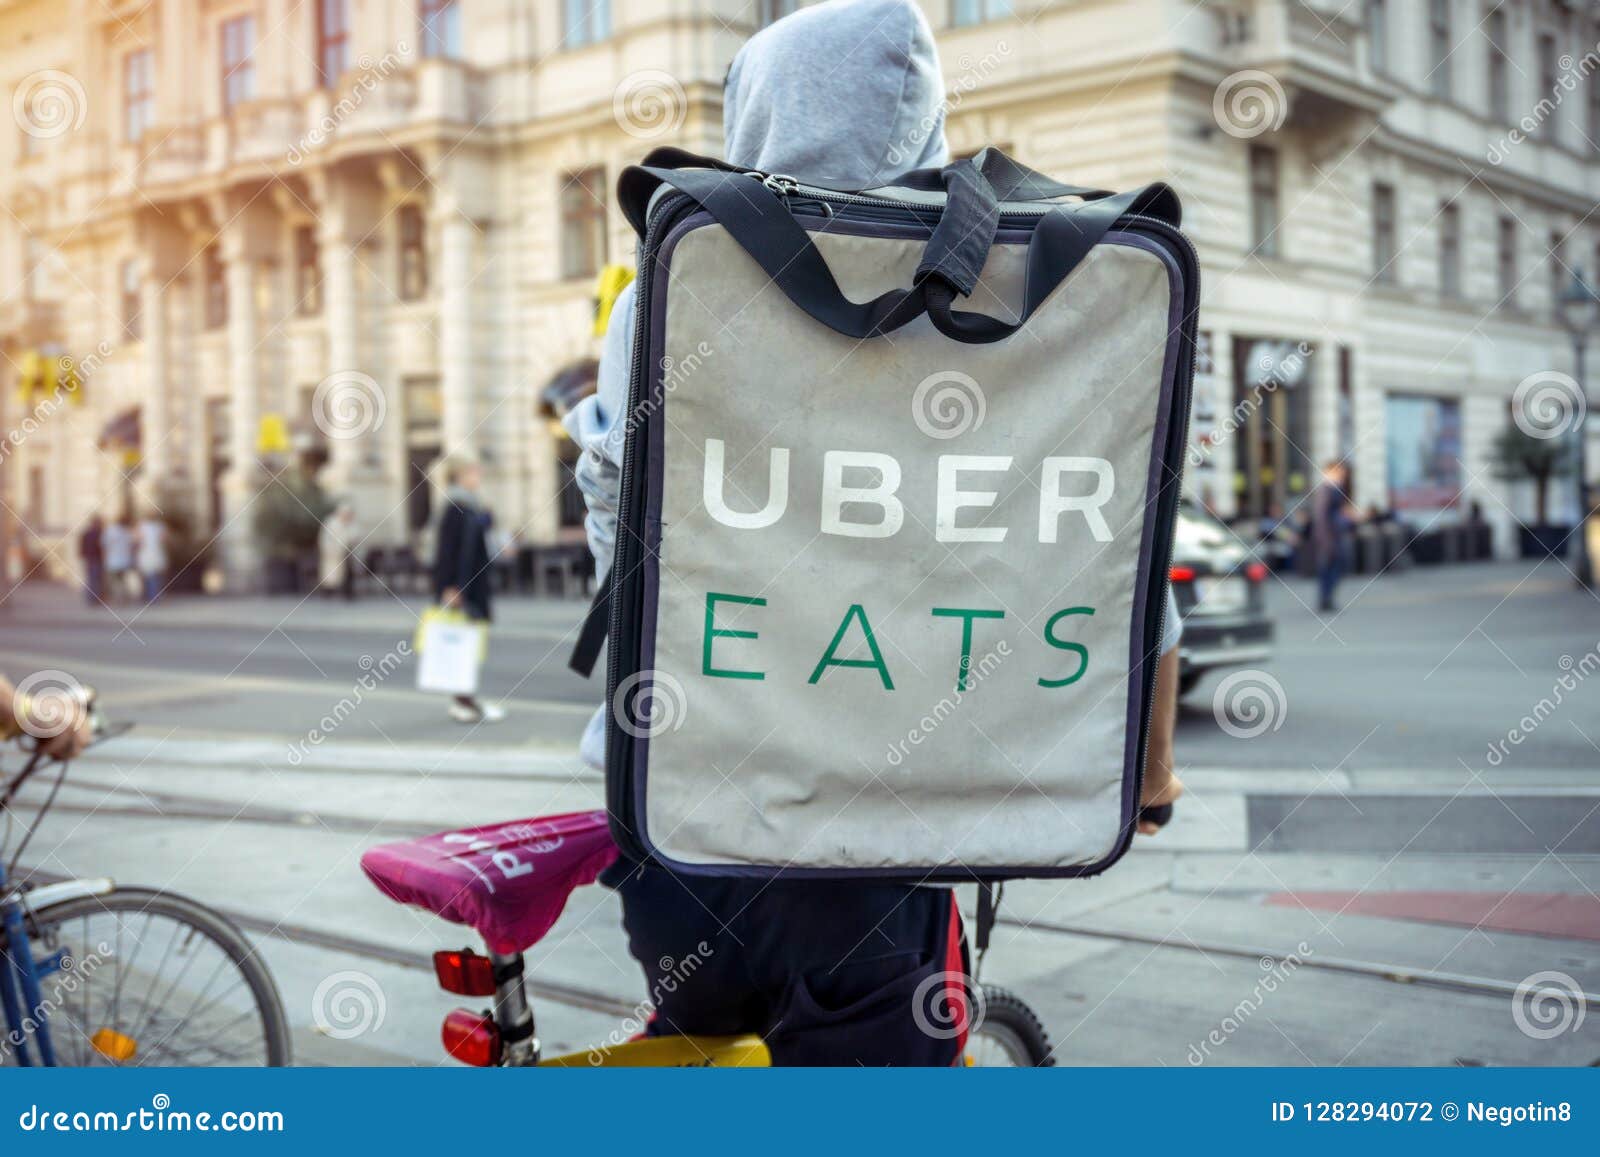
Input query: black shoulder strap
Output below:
<box><xmin>616</xmin><ymin>147</ymin><xmax>1179</xmax><ymax>347</ymax></box>
<box><xmin>568</xmin><ymin>576</ymin><xmax>611</xmax><ymax>678</ymax></box>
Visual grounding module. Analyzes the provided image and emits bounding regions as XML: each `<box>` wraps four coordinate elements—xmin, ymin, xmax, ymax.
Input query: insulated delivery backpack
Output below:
<box><xmin>571</xmin><ymin>147</ymin><xmax>1198</xmax><ymax>880</ymax></box>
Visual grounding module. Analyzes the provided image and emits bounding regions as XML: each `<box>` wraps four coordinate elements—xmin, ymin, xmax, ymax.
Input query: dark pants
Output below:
<box><xmin>606</xmin><ymin>859</ymin><xmax>968</xmax><ymax>1066</ymax></box>
<box><xmin>83</xmin><ymin>560</ymin><xmax>104</xmax><ymax>604</ymax></box>
<box><xmin>1316</xmin><ymin>543</ymin><xmax>1347</xmax><ymax>609</ymax></box>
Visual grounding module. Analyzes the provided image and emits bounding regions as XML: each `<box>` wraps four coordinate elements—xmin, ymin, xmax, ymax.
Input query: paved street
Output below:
<box><xmin>2</xmin><ymin>558</ymin><xmax>1598</xmax><ymax>1066</ymax></box>
<box><xmin>3</xmin><ymin>557</ymin><xmax>1597</xmax><ymax>770</ymax></box>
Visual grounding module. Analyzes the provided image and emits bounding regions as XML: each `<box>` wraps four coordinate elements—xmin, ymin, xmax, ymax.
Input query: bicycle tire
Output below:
<box><xmin>967</xmin><ymin>985</ymin><xmax>1055</xmax><ymax>1067</ymax></box>
<box><xmin>23</xmin><ymin>887</ymin><xmax>292</xmax><ymax>1067</ymax></box>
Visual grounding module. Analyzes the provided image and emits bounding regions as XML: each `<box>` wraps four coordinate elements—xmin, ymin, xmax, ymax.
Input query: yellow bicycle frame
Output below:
<box><xmin>542</xmin><ymin>1034</ymin><xmax>770</xmax><ymax>1067</ymax></box>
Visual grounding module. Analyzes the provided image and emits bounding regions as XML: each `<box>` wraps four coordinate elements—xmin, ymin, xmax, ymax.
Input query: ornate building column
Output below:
<box><xmin>214</xmin><ymin>195</ymin><xmax>280</xmax><ymax>590</ymax></box>
<box><xmin>436</xmin><ymin>200</ymin><xmax>477</xmax><ymax>458</ymax></box>
<box><xmin>309</xmin><ymin>165</ymin><xmax>390</xmax><ymax>533</ymax></box>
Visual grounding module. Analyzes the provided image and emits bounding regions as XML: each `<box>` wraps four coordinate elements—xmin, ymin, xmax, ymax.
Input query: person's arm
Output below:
<box><xmin>435</xmin><ymin>506</ymin><xmax>464</xmax><ymax>607</ymax></box>
<box><xmin>0</xmin><ymin>675</ymin><xmax>92</xmax><ymax>760</ymax></box>
<box><xmin>562</xmin><ymin>280</ymin><xmax>635</xmax><ymax>582</ymax></box>
<box><xmin>1139</xmin><ymin>586</ymin><xmax>1184</xmax><ymax>835</ymax></box>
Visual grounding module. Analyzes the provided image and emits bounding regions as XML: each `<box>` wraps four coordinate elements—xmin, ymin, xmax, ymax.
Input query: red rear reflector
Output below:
<box><xmin>1245</xmin><ymin>561</ymin><xmax>1268</xmax><ymax>583</ymax></box>
<box><xmin>442</xmin><ymin>1008</ymin><xmax>501</xmax><ymax>1067</ymax></box>
<box><xmin>434</xmin><ymin>949</ymin><xmax>497</xmax><ymax>996</ymax></box>
<box><xmin>1169</xmin><ymin>565</ymin><xmax>1197</xmax><ymax>583</ymax></box>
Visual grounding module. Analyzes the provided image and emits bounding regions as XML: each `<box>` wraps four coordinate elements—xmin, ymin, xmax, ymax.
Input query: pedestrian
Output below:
<box><xmin>561</xmin><ymin>0</ymin><xmax>1182</xmax><ymax>1066</ymax></box>
<box><xmin>1310</xmin><ymin>460</ymin><xmax>1358</xmax><ymax>612</ymax></box>
<box><xmin>319</xmin><ymin>500</ymin><xmax>360</xmax><ymax>601</ymax></box>
<box><xmin>102</xmin><ymin>516</ymin><xmax>135</xmax><ymax>604</ymax></box>
<box><xmin>79</xmin><ymin>515</ymin><xmax>105</xmax><ymax>606</ymax></box>
<box><xmin>431</xmin><ymin>456</ymin><xmax>504</xmax><ymax>724</ymax></box>
<box><xmin>135</xmin><ymin>510</ymin><xmax>168</xmax><ymax>603</ymax></box>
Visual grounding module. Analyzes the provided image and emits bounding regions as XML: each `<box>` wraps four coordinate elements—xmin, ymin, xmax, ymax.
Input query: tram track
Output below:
<box><xmin>14</xmin><ymin>774</ymin><xmax>1595</xmax><ymax>1013</ymax></box>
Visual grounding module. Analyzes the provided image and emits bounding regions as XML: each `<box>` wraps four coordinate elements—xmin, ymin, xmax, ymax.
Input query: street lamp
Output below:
<box><xmin>1556</xmin><ymin>269</ymin><xmax>1599</xmax><ymax>588</ymax></box>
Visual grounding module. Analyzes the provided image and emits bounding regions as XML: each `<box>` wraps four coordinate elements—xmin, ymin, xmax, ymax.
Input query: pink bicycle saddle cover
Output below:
<box><xmin>361</xmin><ymin>811</ymin><xmax>619</xmax><ymax>954</ymax></box>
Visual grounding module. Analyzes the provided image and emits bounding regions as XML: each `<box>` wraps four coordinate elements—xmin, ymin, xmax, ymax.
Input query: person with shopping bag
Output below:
<box><xmin>429</xmin><ymin>456</ymin><xmax>505</xmax><ymax>724</ymax></box>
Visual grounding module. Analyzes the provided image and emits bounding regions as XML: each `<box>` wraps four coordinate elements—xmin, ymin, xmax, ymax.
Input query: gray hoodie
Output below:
<box><xmin>562</xmin><ymin>0</ymin><xmax>1173</xmax><ymax>767</ymax></box>
<box><xmin>563</xmin><ymin>0</ymin><xmax>951</xmax><ymax>766</ymax></box>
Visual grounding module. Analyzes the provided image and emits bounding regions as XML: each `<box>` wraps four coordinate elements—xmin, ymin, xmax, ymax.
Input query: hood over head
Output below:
<box><xmin>723</xmin><ymin>0</ymin><xmax>949</xmax><ymax>189</ymax></box>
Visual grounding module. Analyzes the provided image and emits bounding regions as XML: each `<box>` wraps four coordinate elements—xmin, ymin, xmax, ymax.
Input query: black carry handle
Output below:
<box><xmin>569</xmin><ymin>576</ymin><xmax>611</xmax><ymax>677</ymax></box>
<box><xmin>891</xmin><ymin>147</ymin><xmax>1118</xmax><ymax>203</ymax></box>
<box><xmin>616</xmin><ymin>147</ymin><xmax>1179</xmax><ymax>345</ymax></box>
<box><xmin>1138</xmin><ymin>803</ymin><xmax>1174</xmax><ymax>829</ymax></box>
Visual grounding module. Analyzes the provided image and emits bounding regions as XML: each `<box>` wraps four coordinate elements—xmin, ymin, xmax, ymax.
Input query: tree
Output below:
<box><xmin>1489</xmin><ymin>422</ymin><xmax>1574</xmax><ymax>526</ymax></box>
<box><xmin>253</xmin><ymin>463</ymin><xmax>332</xmax><ymax>563</ymax></box>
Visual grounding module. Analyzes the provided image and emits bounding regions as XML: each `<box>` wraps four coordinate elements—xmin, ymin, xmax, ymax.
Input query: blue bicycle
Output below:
<box><xmin>1</xmin><ymin>692</ymin><xmax>289</xmax><ymax>1066</ymax></box>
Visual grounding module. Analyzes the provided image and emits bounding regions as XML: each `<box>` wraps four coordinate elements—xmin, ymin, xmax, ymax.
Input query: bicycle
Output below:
<box><xmin>362</xmin><ymin>810</ymin><xmax>1056</xmax><ymax>1067</ymax></box>
<box><xmin>1</xmin><ymin>690</ymin><xmax>292</xmax><ymax>1067</ymax></box>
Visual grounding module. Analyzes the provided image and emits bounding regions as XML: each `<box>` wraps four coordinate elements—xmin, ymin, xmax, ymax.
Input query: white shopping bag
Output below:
<box><xmin>416</xmin><ymin>612</ymin><xmax>485</xmax><ymax>696</ymax></box>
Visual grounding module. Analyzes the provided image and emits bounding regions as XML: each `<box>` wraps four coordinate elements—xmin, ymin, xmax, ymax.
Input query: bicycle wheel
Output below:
<box><xmin>965</xmin><ymin>985</ymin><xmax>1055</xmax><ymax>1067</ymax></box>
<box><xmin>17</xmin><ymin>887</ymin><xmax>291</xmax><ymax>1067</ymax></box>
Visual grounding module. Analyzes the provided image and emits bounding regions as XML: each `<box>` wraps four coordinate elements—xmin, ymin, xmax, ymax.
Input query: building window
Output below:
<box><xmin>1538</xmin><ymin>33</ymin><xmax>1560</xmax><ymax>141</ymax></box>
<box><xmin>204</xmin><ymin>246</ymin><xmax>228</xmax><ymax>329</ymax></box>
<box><xmin>564</xmin><ymin>0</ymin><xmax>611</xmax><ymax>46</ymax></box>
<box><xmin>1248</xmin><ymin>144</ymin><xmax>1280</xmax><ymax>257</ymax></box>
<box><xmin>420</xmin><ymin>0</ymin><xmax>461</xmax><ymax>59</ymax></box>
<box><xmin>1372</xmin><ymin>182</ymin><xmax>1397</xmax><ymax>283</ymax></box>
<box><xmin>221</xmin><ymin>15</ymin><xmax>256</xmax><ymax>110</ymax></box>
<box><xmin>560</xmin><ymin>168</ymin><xmax>608</xmax><ymax>280</ymax></box>
<box><xmin>1429</xmin><ymin>0</ymin><xmax>1452</xmax><ymax>99</ymax></box>
<box><xmin>317</xmin><ymin>0</ymin><xmax>350</xmax><ymax>86</ymax></box>
<box><xmin>1365</xmin><ymin>0</ymin><xmax>1387</xmax><ymax>74</ymax></box>
<box><xmin>1439</xmin><ymin>202</ymin><xmax>1462</xmax><ymax>298</ymax></box>
<box><xmin>1487</xmin><ymin>8</ymin><xmax>1509</xmax><ymax>122</ymax></box>
<box><xmin>951</xmin><ymin>0</ymin><xmax>1013</xmax><ymax>26</ymax></box>
<box><xmin>1497</xmin><ymin>216</ymin><xmax>1517</xmax><ymax>305</ymax></box>
<box><xmin>398</xmin><ymin>204</ymin><xmax>428</xmax><ymax>301</ymax></box>
<box><xmin>120</xmin><ymin>259</ymin><xmax>142</xmax><ymax>341</ymax></box>
<box><xmin>758</xmin><ymin>0</ymin><xmax>798</xmax><ymax>27</ymax></box>
<box><xmin>295</xmin><ymin>225</ymin><xmax>322</xmax><ymax>315</ymax></box>
<box><xmin>1550</xmin><ymin>230</ymin><xmax>1567</xmax><ymax>304</ymax></box>
<box><xmin>124</xmin><ymin>48</ymin><xmax>154</xmax><ymax>144</ymax></box>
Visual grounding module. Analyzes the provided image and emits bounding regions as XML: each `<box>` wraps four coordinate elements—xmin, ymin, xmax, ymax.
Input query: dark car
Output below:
<box><xmin>1169</xmin><ymin>500</ymin><xmax>1275</xmax><ymax>697</ymax></box>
